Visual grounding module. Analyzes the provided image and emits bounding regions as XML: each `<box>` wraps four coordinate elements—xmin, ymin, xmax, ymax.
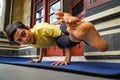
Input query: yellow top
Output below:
<box><xmin>30</xmin><ymin>22</ymin><xmax>61</xmax><ymax>48</ymax></box>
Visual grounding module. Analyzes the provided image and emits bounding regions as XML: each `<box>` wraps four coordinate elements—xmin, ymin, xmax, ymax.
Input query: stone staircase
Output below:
<box><xmin>0</xmin><ymin>33</ymin><xmax>37</xmax><ymax>56</ymax></box>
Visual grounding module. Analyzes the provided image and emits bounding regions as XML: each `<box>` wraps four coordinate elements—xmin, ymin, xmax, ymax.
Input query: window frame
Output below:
<box><xmin>31</xmin><ymin>0</ymin><xmax>62</xmax><ymax>26</ymax></box>
<box><xmin>31</xmin><ymin>0</ymin><xmax>45</xmax><ymax>27</ymax></box>
<box><xmin>70</xmin><ymin>0</ymin><xmax>85</xmax><ymax>19</ymax></box>
<box><xmin>48</xmin><ymin>0</ymin><xmax>62</xmax><ymax>23</ymax></box>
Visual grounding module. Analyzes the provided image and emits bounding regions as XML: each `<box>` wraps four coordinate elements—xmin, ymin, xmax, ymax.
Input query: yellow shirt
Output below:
<box><xmin>30</xmin><ymin>22</ymin><xmax>61</xmax><ymax>48</ymax></box>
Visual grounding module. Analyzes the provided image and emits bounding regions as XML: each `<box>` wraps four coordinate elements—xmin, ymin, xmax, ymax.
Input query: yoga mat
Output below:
<box><xmin>0</xmin><ymin>56</ymin><xmax>120</xmax><ymax>78</ymax></box>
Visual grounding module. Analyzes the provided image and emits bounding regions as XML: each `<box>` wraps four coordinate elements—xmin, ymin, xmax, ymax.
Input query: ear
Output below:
<box><xmin>25</xmin><ymin>26</ymin><xmax>30</xmax><ymax>30</ymax></box>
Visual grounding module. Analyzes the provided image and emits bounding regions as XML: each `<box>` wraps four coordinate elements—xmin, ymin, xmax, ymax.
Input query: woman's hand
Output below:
<box><xmin>52</xmin><ymin>60</ymin><xmax>70</xmax><ymax>65</ymax></box>
<box><xmin>27</xmin><ymin>58</ymin><xmax>41</xmax><ymax>63</ymax></box>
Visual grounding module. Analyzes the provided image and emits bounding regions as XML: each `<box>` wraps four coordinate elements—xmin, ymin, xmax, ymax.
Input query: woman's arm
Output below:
<box><xmin>52</xmin><ymin>48</ymin><xmax>72</xmax><ymax>65</ymax></box>
<box><xmin>28</xmin><ymin>48</ymin><xmax>45</xmax><ymax>63</ymax></box>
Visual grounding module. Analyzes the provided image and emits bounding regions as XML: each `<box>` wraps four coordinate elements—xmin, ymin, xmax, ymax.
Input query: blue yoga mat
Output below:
<box><xmin>0</xmin><ymin>56</ymin><xmax>120</xmax><ymax>78</ymax></box>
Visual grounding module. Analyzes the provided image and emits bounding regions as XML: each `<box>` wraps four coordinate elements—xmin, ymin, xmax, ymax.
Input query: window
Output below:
<box><xmin>70</xmin><ymin>0</ymin><xmax>85</xmax><ymax>18</ymax></box>
<box><xmin>49</xmin><ymin>1</ymin><xmax>61</xmax><ymax>23</ymax></box>
<box><xmin>72</xmin><ymin>0</ymin><xmax>84</xmax><ymax>16</ymax></box>
<box><xmin>0</xmin><ymin>0</ymin><xmax>5</xmax><ymax>31</ymax></box>
<box><xmin>32</xmin><ymin>0</ymin><xmax>44</xmax><ymax>25</ymax></box>
<box><xmin>31</xmin><ymin>0</ymin><xmax>61</xmax><ymax>26</ymax></box>
<box><xmin>31</xmin><ymin>0</ymin><xmax>45</xmax><ymax>26</ymax></box>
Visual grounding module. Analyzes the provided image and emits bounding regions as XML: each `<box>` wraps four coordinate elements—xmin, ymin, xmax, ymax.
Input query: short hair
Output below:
<box><xmin>5</xmin><ymin>21</ymin><xmax>26</xmax><ymax>43</ymax></box>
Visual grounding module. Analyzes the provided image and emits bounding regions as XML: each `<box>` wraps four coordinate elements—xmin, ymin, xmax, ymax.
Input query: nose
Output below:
<box><xmin>21</xmin><ymin>37</ymin><xmax>28</xmax><ymax>44</ymax></box>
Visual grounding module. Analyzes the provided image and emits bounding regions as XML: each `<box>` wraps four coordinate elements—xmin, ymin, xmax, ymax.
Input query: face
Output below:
<box><xmin>13</xmin><ymin>28</ymin><xmax>36</xmax><ymax>45</ymax></box>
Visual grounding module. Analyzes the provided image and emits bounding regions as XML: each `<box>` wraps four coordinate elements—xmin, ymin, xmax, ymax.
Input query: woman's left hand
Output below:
<box><xmin>51</xmin><ymin>60</ymin><xmax>70</xmax><ymax>65</ymax></box>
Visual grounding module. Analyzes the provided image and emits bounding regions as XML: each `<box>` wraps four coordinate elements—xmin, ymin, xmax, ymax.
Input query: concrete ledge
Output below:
<box><xmin>84</xmin><ymin>6</ymin><xmax>120</xmax><ymax>21</ymax></box>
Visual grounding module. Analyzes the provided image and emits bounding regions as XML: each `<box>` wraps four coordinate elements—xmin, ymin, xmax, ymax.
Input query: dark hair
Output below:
<box><xmin>5</xmin><ymin>21</ymin><xmax>26</xmax><ymax>43</ymax></box>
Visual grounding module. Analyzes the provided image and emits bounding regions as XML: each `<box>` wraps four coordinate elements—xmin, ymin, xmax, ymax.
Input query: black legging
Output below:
<box><xmin>56</xmin><ymin>23</ymin><xmax>79</xmax><ymax>49</ymax></box>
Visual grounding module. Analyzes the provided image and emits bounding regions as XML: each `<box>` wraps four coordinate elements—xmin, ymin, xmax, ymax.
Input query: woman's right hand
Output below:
<box><xmin>27</xmin><ymin>58</ymin><xmax>41</xmax><ymax>63</ymax></box>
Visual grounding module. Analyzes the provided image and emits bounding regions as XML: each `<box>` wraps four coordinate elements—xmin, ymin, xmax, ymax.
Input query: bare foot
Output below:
<box><xmin>55</xmin><ymin>11</ymin><xmax>71</xmax><ymax>23</ymax></box>
<box><xmin>72</xmin><ymin>22</ymin><xmax>108</xmax><ymax>52</ymax></box>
